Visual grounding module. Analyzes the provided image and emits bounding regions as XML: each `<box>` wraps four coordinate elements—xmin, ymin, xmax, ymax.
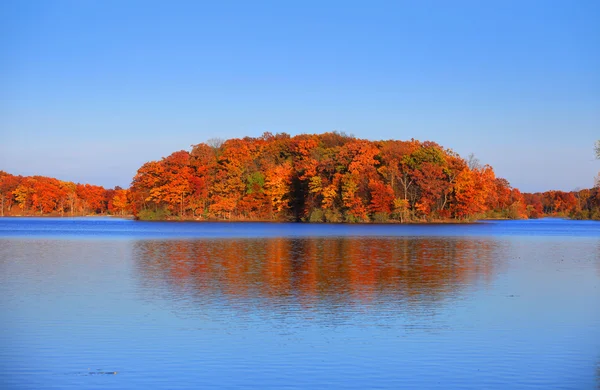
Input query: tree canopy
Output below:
<box><xmin>0</xmin><ymin>171</ymin><xmax>130</xmax><ymax>217</ymax></box>
<box><xmin>129</xmin><ymin>132</ymin><xmax>529</xmax><ymax>222</ymax></box>
<box><xmin>2</xmin><ymin>133</ymin><xmax>598</xmax><ymax>221</ymax></box>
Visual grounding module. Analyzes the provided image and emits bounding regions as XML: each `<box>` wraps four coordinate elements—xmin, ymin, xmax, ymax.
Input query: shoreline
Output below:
<box><xmin>3</xmin><ymin>215</ymin><xmax>594</xmax><ymax>223</ymax></box>
<box><xmin>0</xmin><ymin>214</ymin><xmax>135</xmax><ymax>219</ymax></box>
<box><xmin>136</xmin><ymin>218</ymin><xmax>484</xmax><ymax>225</ymax></box>
<box><xmin>0</xmin><ymin>215</ymin><xmax>503</xmax><ymax>224</ymax></box>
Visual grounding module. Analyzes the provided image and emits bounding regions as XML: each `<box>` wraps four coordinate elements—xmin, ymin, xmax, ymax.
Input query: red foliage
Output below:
<box><xmin>130</xmin><ymin>133</ymin><xmax>522</xmax><ymax>222</ymax></box>
<box><xmin>0</xmin><ymin>171</ymin><xmax>126</xmax><ymax>216</ymax></box>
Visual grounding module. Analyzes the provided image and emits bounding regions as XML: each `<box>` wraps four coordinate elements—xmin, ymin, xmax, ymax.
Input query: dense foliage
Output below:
<box><xmin>3</xmin><ymin>135</ymin><xmax>598</xmax><ymax>222</ymax></box>
<box><xmin>130</xmin><ymin>132</ymin><xmax>528</xmax><ymax>222</ymax></box>
<box><xmin>523</xmin><ymin>189</ymin><xmax>600</xmax><ymax>220</ymax></box>
<box><xmin>0</xmin><ymin>171</ymin><xmax>130</xmax><ymax>216</ymax></box>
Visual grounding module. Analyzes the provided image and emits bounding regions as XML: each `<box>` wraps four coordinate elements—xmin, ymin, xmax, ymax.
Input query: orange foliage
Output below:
<box><xmin>523</xmin><ymin>188</ymin><xmax>600</xmax><ymax>220</ymax></box>
<box><xmin>5</xmin><ymin>132</ymin><xmax>598</xmax><ymax>221</ymax></box>
<box><xmin>0</xmin><ymin>171</ymin><xmax>127</xmax><ymax>216</ymax></box>
<box><xmin>130</xmin><ymin>132</ymin><xmax>528</xmax><ymax>222</ymax></box>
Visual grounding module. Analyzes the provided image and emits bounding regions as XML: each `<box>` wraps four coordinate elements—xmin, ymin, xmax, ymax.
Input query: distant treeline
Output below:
<box><xmin>523</xmin><ymin>190</ymin><xmax>600</xmax><ymax>220</ymax></box>
<box><xmin>0</xmin><ymin>171</ymin><xmax>130</xmax><ymax>217</ymax></box>
<box><xmin>1</xmin><ymin>133</ymin><xmax>598</xmax><ymax>221</ymax></box>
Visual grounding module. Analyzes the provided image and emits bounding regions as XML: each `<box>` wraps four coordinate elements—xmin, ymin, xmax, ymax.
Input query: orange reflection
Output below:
<box><xmin>134</xmin><ymin>237</ymin><xmax>502</xmax><ymax>307</ymax></box>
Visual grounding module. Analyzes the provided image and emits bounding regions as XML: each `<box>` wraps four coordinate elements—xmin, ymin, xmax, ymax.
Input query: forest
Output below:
<box><xmin>0</xmin><ymin>171</ymin><xmax>129</xmax><ymax>217</ymax></box>
<box><xmin>1</xmin><ymin>133</ymin><xmax>598</xmax><ymax>221</ymax></box>
<box><xmin>128</xmin><ymin>132</ymin><xmax>599</xmax><ymax>222</ymax></box>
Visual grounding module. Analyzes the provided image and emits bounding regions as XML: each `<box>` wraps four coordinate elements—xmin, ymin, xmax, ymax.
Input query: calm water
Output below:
<box><xmin>0</xmin><ymin>218</ymin><xmax>599</xmax><ymax>389</ymax></box>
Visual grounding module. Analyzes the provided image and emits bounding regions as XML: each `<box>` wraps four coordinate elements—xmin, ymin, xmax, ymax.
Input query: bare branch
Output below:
<box><xmin>207</xmin><ymin>137</ymin><xmax>224</xmax><ymax>150</ymax></box>
<box><xmin>467</xmin><ymin>153</ymin><xmax>481</xmax><ymax>170</ymax></box>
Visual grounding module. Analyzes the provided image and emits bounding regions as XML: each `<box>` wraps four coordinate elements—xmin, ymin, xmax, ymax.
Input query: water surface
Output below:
<box><xmin>1</xmin><ymin>218</ymin><xmax>599</xmax><ymax>389</ymax></box>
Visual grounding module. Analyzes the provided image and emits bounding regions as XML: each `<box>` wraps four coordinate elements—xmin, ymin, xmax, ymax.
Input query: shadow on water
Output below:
<box><xmin>132</xmin><ymin>237</ymin><xmax>508</xmax><ymax>320</ymax></box>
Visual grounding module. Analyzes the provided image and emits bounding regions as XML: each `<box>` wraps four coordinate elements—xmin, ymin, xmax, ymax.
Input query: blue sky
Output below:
<box><xmin>1</xmin><ymin>0</ymin><xmax>598</xmax><ymax>192</ymax></box>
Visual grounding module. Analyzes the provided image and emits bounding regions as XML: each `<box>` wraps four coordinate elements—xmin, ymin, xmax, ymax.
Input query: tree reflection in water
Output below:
<box><xmin>133</xmin><ymin>237</ymin><xmax>507</xmax><ymax>320</ymax></box>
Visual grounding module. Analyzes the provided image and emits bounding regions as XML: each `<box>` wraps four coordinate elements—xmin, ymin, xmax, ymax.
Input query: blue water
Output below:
<box><xmin>1</xmin><ymin>218</ymin><xmax>599</xmax><ymax>389</ymax></box>
<box><xmin>0</xmin><ymin>217</ymin><xmax>599</xmax><ymax>239</ymax></box>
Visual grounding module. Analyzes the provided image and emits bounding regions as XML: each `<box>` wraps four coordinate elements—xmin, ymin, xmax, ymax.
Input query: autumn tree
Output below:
<box><xmin>108</xmin><ymin>188</ymin><xmax>131</xmax><ymax>216</ymax></box>
<box><xmin>0</xmin><ymin>171</ymin><xmax>21</xmax><ymax>216</ymax></box>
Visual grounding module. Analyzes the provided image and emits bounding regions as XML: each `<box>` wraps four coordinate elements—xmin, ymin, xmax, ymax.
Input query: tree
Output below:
<box><xmin>467</xmin><ymin>153</ymin><xmax>481</xmax><ymax>170</ymax></box>
<box><xmin>0</xmin><ymin>172</ymin><xmax>21</xmax><ymax>216</ymax></box>
<box><xmin>264</xmin><ymin>161</ymin><xmax>293</xmax><ymax>218</ymax></box>
<box><xmin>412</xmin><ymin>162</ymin><xmax>447</xmax><ymax>216</ymax></box>
<box><xmin>594</xmin><ymin>140</ymin><xmax>600</xmax><ymax>188</ymax></box>
<box><xmin>207</xmin><ymin>137</ymin><xmax>224</xmax><ymax>150</ymax></box>
<box><xmin>13</xmin><ymin>182</ymin><xmax>32</xmax><ymax>212</ymax></box>
<box><xmin>109</xmin><ymin>189</ymin><xmax>131</xmax><ymax>215</ymax></box>
<box><xmin>451</xmin><ymin>166</ymin><xmax>495</xmax><ymax>219</ymax></box>
<box><xmin>77</xmin><ymin>184</ymin><xmax>107</xmax><ymax>214</ymax></box>
<box><xmin>392</xmin><ymin>198</ymin><xmax>410</xmax><ymax>223</ymax></box>
<box><xmin>161</xmin><ymin>151</ymin><xmax>193</xmax><ymax>217</ymax></box>
<box><xmin>368</xmin><ymin>180</ymin><xmax>394</xmax><ymax>216</ymax></box>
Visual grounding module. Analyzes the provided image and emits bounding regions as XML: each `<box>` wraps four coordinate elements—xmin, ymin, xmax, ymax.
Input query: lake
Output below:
<box><xmin>1</xmin><ymin>218</ymin><xmax>599</xmax><ymax>389</ymax></box>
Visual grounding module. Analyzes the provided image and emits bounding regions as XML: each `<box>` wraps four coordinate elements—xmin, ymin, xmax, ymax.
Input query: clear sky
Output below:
<box><xmin>1</xmin><ymin>0</ymin><xmax>598</xmax><ymax>192</ymax></box>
